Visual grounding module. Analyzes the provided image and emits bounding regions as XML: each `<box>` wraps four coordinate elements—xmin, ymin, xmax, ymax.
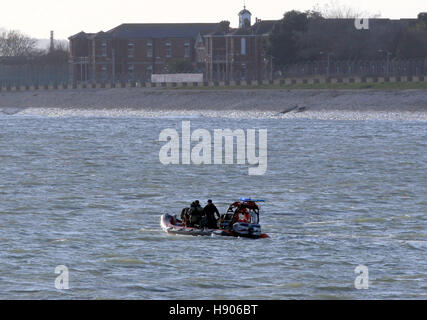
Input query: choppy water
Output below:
<box><xmin>0</xmin><ymin>114</ymin><xmax>426</xmax><ymax>299</ymax></box>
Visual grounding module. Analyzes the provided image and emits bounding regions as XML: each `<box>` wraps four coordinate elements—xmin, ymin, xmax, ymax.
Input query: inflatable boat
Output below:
<box><xmin>160</xmin><ymin>198</ymin><xmax>269</xmax><ymax>239</ymax></box>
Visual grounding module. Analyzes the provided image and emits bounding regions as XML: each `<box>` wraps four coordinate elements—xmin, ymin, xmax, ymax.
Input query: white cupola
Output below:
<box><xmin>238</xmin><ymin>5</ymin><xmax>252</xmax><ymax>29</ymax></box>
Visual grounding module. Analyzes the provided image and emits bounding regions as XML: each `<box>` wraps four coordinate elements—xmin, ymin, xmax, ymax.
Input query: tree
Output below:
<box><xmin>218</xmin><ymin>21</ymin><xmax>230</xmax><ymax>33</ymax></box>
<box><xmin>305</xmin><ymin>10</ymin><xmax>324</xmax><ymax>20</ymax></box>
<box><xmin>313</xmin><ymin>0</ymin><xmax>381</xmax><ymax>18</ymax></box>
<box><xmin>394</xmin><ymin>15</ymin><xmax>427</xmax><ymax>59</ymax></box>
<box><xmin>38</xmin><ymin>40</ymin><xmax>69</xmax><ymax>65</ymax></box>
<box><xmin>395</xmin><ymin>28</ymin><xmax>427</xmax><ymax>59</ymax></box>
<box><xmin>417</xmin><ymin>12</ymin><xmax>427</xmax><ymax>30</ymax></box>
<box><xmin>266</xmin><ymin>4</ymin><xmax>425</xmax><ymax>68</ymax></box>
<box><xmin>266</xmin><ymin>10</ymin><xmax>315</xmax><ymax>66</ymax></box>
<box><xmin>0</xmin><ymin>29</ymin><xmax>37</xmax><ymax>56</ymax></box>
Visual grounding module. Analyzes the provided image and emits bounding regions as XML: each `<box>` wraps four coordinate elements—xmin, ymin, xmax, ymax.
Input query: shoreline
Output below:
<box><xmin>1</xmin><ymin>88</ymin><xmax>426</xmax><ymax>120</ymax></box>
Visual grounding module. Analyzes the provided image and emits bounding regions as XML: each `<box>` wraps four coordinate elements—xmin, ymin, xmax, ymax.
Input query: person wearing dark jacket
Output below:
<box><xmin>189</xmin><ymin>200</ymin><xmax>203</xmax><ymax>227</ymax></box>
<box><xmin>204</xmin><ymin>200</ymin><xmax>220</xmax><ymax>229</ymax></box>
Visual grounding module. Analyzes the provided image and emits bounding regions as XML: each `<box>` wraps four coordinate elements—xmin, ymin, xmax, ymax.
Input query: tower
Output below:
<box><xmin>238</xmin><ymin>4</ymin><xmax>252</xmax><ymax>29</ymax></box>
<box><xmin>50</xmin><ymin>31</ymin><xmax>54</xmax><ymax>52</ymax></box>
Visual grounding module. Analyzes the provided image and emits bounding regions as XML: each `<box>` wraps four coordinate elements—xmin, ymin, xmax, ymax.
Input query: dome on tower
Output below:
<box><xmin>239</xmin><ymin>7</ymin><xmax>252</xmax><ymax>15</ymax></box>
<box><xmin>238</xmin><ymin>6</ymin><xmax>252</xmax><ymax>28</ymax></box>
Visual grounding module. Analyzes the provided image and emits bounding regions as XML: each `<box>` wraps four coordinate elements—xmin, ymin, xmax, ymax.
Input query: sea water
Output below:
<box><xmin>0</xmin><ymin>114</ymin><xmax>426</xmax><ymax>299</ymax></box>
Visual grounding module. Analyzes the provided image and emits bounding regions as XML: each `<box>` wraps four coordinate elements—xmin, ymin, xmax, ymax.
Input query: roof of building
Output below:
<box><xmin>68</xmin><ymin>31</ymin><xmax>96</xmax><ymax>40</ymax></box>
<box><xmin>69</xmin><ymin>23</ymin><xmax>220</xmax><ymax>40</ymax></box>
<box><xmin>239</xmin><ymin>7</ymin><xmax>252</xmax><ymax>16</ymax></box>
<box><xmin>228</xmin><ymin>28</ymin><xmax>253</xmax><ymax>36</ymax></box>
<box><xmin>222</xmin><ymin>20</ymin><xmax>277</xmax><ymax>36</ymax></box>
<box><xmin>251</xmin><ymin>20</ymin><xmax>277</xmax><ymax>35</ymax></box>
<box><xmin>69</xmin><ymin>18</ymin><xmax>418</xmax><ymax>40</ymax></box>
<box><xmin>105</xmin><ymin>23</ymin><xmax>220</xmax><ymax>39</ymax></box>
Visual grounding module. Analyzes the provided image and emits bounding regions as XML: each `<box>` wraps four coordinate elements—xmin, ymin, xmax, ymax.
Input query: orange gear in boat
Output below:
<box><xmin>243</xmin><ymin>212</ymin><xmax>251</xmax><ymax>223</ymax></box>
<box><xmin>235</xmin><ymin>207</ymin><xmax>251</xmax><ymax>223</ymax></box>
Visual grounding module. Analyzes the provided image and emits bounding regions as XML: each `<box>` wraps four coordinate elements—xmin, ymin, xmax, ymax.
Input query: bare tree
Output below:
<box><xmin>0</xmin><ymin>29</ymin><xmax>37</xmax><ymax>57</ymax></box>
<box><xmin>41</xmin><ymin>39</ymin><xmax>69</xmax><ymax>65</ymax></box>
<box><xmin>52</xmin><ymin>40</ymin><xmax>69</xmax><ymax>52</ymax></box>
<box><xmin>313</xmin><ymin>0</ymin><xmax>381</xmax><ymax>18</ymax></box>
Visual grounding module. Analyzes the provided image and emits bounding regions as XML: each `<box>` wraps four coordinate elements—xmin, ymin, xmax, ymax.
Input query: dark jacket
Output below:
<box><xmin>203</xmin><ymin>203</ymin><xmax>220</xmax><ymax>221</ymax></box>
<box><xmin>190</xmin><ymin>202</ymin><xmax>202</xmax><ymax>213</ymax></box>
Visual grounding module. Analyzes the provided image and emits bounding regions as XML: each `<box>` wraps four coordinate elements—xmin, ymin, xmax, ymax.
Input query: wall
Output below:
<box><xmin>151</xmin><ymin>73</ymin><xmax>204</xmax><ymax>83</ymax></box>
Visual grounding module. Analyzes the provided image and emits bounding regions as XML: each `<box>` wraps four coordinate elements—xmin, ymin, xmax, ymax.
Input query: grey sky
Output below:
<box><xmin>0</xmin><ymin>0</ymin><xmax>425</xmax><ymax>39</ymax></box>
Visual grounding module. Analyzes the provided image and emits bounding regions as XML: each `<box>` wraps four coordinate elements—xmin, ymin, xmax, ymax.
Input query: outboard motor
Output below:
<box><xmin>232</xmin><ymin>222</ymin><xmax>262</xmax><ymax>238</ymax></box>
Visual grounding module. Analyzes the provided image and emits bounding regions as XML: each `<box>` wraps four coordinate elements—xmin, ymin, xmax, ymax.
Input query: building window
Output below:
<box><xmin>101</xmin><ymin>40</ymin><xmax>107</xmax><ymax>57</ymax></box>
<box><xmin>241</xmin><ymin>38</ymin><xmax>246</xmax><ymax>55</ymax></box>
<box><xmin>241</xmin><ymin>63</ymin><xmax>247</xmax><ymax>80</ymax></box>
<box><xmin>128</xmin><ymin>41</ymin><xmax>135</xmax><ymax>58</ymax></box>
<box><xmin>147</xmin><ymin>40</ymin><xmax>153</xmax><ymax>58</ymax></box>
<box><xmin>184</xmin><ymin>40</ymin><xmax>190</xmax><ymax>58</ymax></box>
<box><xmin>165</xmin><ymin>40</ymin><xmax>172</xmax><ymax>58</ymax></box>
<box><xmin>101</xmin><ymin>66</ymin><xmax>107</xmax><ymax>81</ymax></box>
<box><xmin>128</xmin><ymin>64</ymin><xmax>134</xmax><ymax>81</ymax></box>
<box><xmin>146</xmin><ymin>65</ymin><xmax>153</xmax><ymax>81</ymax></box>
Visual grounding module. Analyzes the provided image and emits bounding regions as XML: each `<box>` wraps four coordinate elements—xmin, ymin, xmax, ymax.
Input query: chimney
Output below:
<box><xmin>50</xmin><ymin>31</ymin><xmax>54</xmax><ymax>52</ymax></box>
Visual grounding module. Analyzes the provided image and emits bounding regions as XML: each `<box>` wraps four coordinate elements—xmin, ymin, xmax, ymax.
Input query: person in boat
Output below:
<box><xmin>188</xmin><ymin>200</ymin><xmax>203</xmax><ymax>227</ymax></box>
<box><xmin>203</xmin><ymin>199</ymin><xmax>220</xmax><ymax>229</ymax></box>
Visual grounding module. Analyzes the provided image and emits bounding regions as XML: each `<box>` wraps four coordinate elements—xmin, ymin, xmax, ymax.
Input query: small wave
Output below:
<box><xmin>50</xmin><ymin>238</ymin><xmax>68</xmax><ymax>243</ymax></box>
<box><xmin>304</xmin><ymin>220</ymin><xmax>344</xmax><ymax>226</ymax></box>
<box><xmin>135</xmin><ymin>236</ymin><xmax>166</xmax><ymax>242</ymax></box>
<box><xmin>104</xmin><ymin>258</ymin><xmax>146</xmax><ymax>265</ymax></box>
<box><xmin>124</xmin><ymin>285</ymin><xmax>179</xmax><ymax>293</ymax></box>
<box><xmin>268</xmin><ymin>282</ymin><xmax>304</xmax><ymax>289</ymax></box>
<box><xmin>315</xmin><ymin>285</ymin><xmax>354</xmax><ymax>292</ymax></box>
<box><xmin>391</xmin><ymin>214</ymin><xmax>412</xmax><ymax>220</ymax></box>
<box><xmin>139</xmin><ymin>227</ymin><xmax>162</xmax><ymax>233</ymax></box>
<box><xmin>189</xmin><ymin>282</ymin><xmax>237</xmax><ymax>289</ymax></box>
<box><xmin>312</xmin><ymin>294</ymin><xmax>349</xmax><ymax>300</ymax></box>
<box><xmin>405</xmin><ymin>240</ymin><xmax>427</xmax><ymax>250</ymax></box>
<box><xmin>8</xmin><ymin>248</ymin><xmax>29</xmax><ymax>254</ymax></box>
<box><xmin>353</xmin><ymin>217</ymin><xmax>386</xmax><ymax>223</ymax></box>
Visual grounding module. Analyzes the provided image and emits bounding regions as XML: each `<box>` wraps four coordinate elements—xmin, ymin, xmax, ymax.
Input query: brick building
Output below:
<box><xmin>68</xmin><ymin>6</ymin><xmax>275</xmax><ymax>83</ymax></box>
<box><xmin>204</xmin><ymin>7</ymin><xmax>276</xmax><ymax>81</ymax></box>
<box><xmin>69</xmin><ymin>23</ymin><xmax>220</xmax><ymax>83</ymax></box>
<box><xmin>68</xmin><ymin>7</ymin><xmax>424</xmax><ymax>83</ymax></box>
